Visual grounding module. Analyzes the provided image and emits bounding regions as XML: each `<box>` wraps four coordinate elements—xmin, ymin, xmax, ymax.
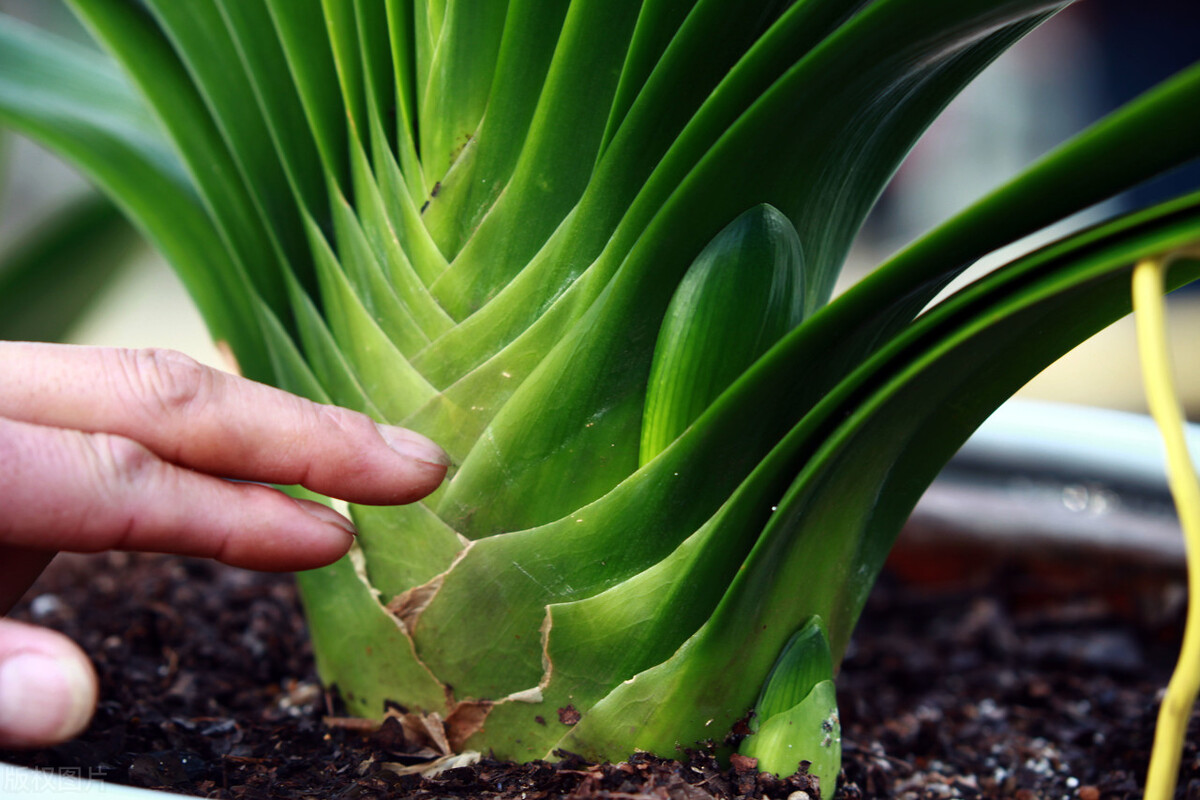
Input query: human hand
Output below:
<box><xmin>0</xmin><ymin>342</ymin><xmax>450</xmax><ymax>749</ymax></box>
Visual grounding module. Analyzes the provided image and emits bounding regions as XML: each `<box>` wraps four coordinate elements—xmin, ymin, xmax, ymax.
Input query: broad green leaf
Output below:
<box><xmin>0</xmin><ymin>17</ymin><xmax>170</xmax><ymax>164</ymax></box>
<box><xmin>328</xmin><ymin>185</ymin><xmax>431</xmax><ymax>356</ymax></box>
<box><xmin>281</xmin><ymin>272</ymin><xmax>380</xmax><ymax>418</ymax></box>
<box><xmin>598</xmin><ymin>0</ymin><xmax>703</xmax><ymax>154</ymax></box>
<box><xmin>0</xmin><ymin>15</ymin><xmax>271</xmax><ymax>378</ymax></box>
<box><xmin>347</xmin><ymin>134</ymin><xmax>454</xmax><ymax>339</ymax></box>
<box><xmin>264</xmin><ymin>0</ymin><xmax>350</xmax><ymax>190</ymax></box>
<box><xmin>559</xmin><ymin>199</ymin><xmax>1200</xmax><ymax>764</ymax></box>
<box><xmin>874</xmin><ymin>58</ymin><xmax>1200</xmax><ymax>327</ymax></box>
<box><xmin>428</xmin><ymin>0</ymin><xmax>643</xmax><ymax>317</ymax></box>
<box><xmin>640</xmin><ymin>204</ymin><xmax>805</xmax><ymax>463</ymax></box>
<box><xmin>420</xmin><ymin>0</ymin><xmax>570</xmax><ymax>256</ymax></box>
<box><xmin>319</xmin><ymin>0</ymin><xmax>365</xmax><ymax>148</ymax></box>
<box><xmin>417</xmin><ymin>0</ymin><xmax>509</xmax><ymax>189</ymax></box>
<box><xmin>463</xmin><ymin>500</ymin><xmax>769</xmax><ymax>758</ymax></box>
<box><xmin>411</xmin><ymin>0</ymin><xmax>442</xmax><ymax>124</ymax></box>
<box><xmin>413</xmin><ymin>428</ymin><xmax>765</xmax><ymax>695</ymax></box>
<box><xmin>253</xmin><ymin>298</ymin><xmax>335</xmax><ymax>405</ymax></box>
<box><xmin>298</xmin><ymin>551</ymin><xmax>446</xmax><ymax>717</ymax></box>
<box><xmin>384</xmin><ymin>0</ymin><xmax>419</xmax><ymax>174</ymax></box>
<box><xmin>304</xmin><ymin>215</ymin><xmax>437</xmax><ymax>423</ymax></box>
<box><xmin>369</xmin><ymin>113</ymin><xmax>450</xmax><ymax>285</ymax></box>
<box><xmin>214</xmin><ymin>0</ymin><xmax>330</xmax><ymax>226</ymax></box>
<box><xmin>353</xmin><ymin>0</ymin><xmax>396</xmax><ymax>152</ymax></box>
<box><xmin>409</xmin><ymin>0</ymin><xmax>880</xmax><ymax>389</ymax></box>
<box><xmin>750</xmin><ymin>618</ymin><xmax>834</xmax><ymax>726</ymax></box>
<box><xmin>408</xmin><ymin>209</ymin><xmax>590</xmax><ymax>391</ymax></box>
<box><xmin>68</xmin><ymin>0</ymin><xmax>293</xmax><ymax>331</ymax></box>
<box><xmin>377</xmin><ymin>5</ymin><xmax>426</xmax><ymax>202</ymax></box>
<box><xmin>438</xmin><ymin>1</ymin><xmax>1055</xmax><ymax>536</ymax></box>
<box><xmin>142</xmin><ymin>0</ymin><xmax>316</xmax><ymax>300</ymax></box>
<box><xmin>351</xmin><ymin>503</ymin><xmax>464</xmax><ymax>602</ymax></box>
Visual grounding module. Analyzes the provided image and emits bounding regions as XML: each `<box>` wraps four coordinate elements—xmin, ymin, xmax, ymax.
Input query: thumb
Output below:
<box><xmin>0</xmin><ymin>619</ymin><xmax>97</xmax><ymax>748</ymax></box>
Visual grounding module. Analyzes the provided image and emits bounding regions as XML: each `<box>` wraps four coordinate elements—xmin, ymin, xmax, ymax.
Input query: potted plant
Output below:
<box><xmin>1</xmin><ymin>0</ymin><xmax>1198</xmax><ymax>796</ymax></box>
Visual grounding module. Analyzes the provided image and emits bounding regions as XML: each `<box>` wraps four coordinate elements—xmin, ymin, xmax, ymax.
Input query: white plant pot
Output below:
<box><xmin>0</xmin><ymin>761</ymin><xmax>178</xmax><ymax>799</ymax></box>
<box><xmin>909</xmin><ymin>398</ymin><xmax>1198</xmax><ymax>565</ymax></box>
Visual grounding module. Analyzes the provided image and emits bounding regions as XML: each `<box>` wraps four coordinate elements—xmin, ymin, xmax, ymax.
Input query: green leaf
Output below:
<box><xmin>264</xmin><ymin>0</ymin><xmax>350</xmax><ymax>190</ymax></box>
<box><xmin>303</xmin><ymin>214</ymin><xmax>437</xmax><ymax>423</ymax></box>
<box><xmin>319</xmin><ymin>0</ymin><xmax>365</xmax><ymax>148</ymax></box>
<box><xmin>68</xmin><ymin>0</ymin><xmax>294</xmax><ymax>333</ymax></box>
<box><xmin>410</xmin><ymin>0</ymin><xmax>442</xmax><ymax>129</ymax></box>
<box><xmin>597</xmin><ymin>0</ymin><xmax>702</xmax><ymax>155</ymax></box>
<box><xmin>297</xmin><ymin>551</ymin><xmax>447</xmax><ymax>718</ymax></box>
<box><xmin>558</xmin><ymin>196</ymin><xmax>1200</xmax><ymax>764</ymax></box>
<box><xmin>437</xmin><ymin>0</ymin><xmax>1057</xmax><ymax>537</ymax></box>
<box><xmin>413</xmin><ymin>431</ymin><xmax>763</xmax><ymax>696</ymax></box>
<box><xmin>739</xmin><ymin>622</ymin><xmax>840</xmax><ymax>783</ymax></box>
<box><xmin>640</xmin><ymin>204</ymin><xmax>805</xmax><ymax>463</ymax></box>
<box><xmin>428</xmin><ymin>0</ymin><xmax>643</xmax><ymax>317</ymax></box>
<box><xmin>742</xmin><ymin>680</ymin><xmax>840</xmax><ymax>787</ymax></box>
<box><xmin>141</xmin><ymin>0</ymin><xmax>316</xmax><ymax>300</ymax></box>
<box><xmin>419</xmin><ymin>0</ymin><xmax>571</xmax><ymax>256</ymax></box>
<box><xmin>281</xmin><ymin>272</ymin><xmax>380</xmax><ymax>417</ymax></box>
<box><xmin>351</xmin><ymin>502</ymin><xmax>463</xmax><ymax>603</ymax></box>
<box><xmin>347</xmin><ymin>134</ymin><xmax>454</xmax><ymax>339</ymax></box>
<box><xmin>0</xmin><ymin>15</ymin><xmax>271</xmax><ymax>378</ymax></box>
<box><xmin>353</xmin><ymin>0</ymin><xmax>396</xmax><ymax>152</ymax></box>
<box><xmin>214</xmin><ymin>0</ymin><xmax>330</xmax><ymax>225</ymax></box>
<box><xmin>369</xmin><ymin>113</ymin><xmax>450</xmax><ymax>286</ymax></box>
<box><xmin>253</xmin><ymin>297</ymin><xmax>336</xmax><ymax>405</ymax></box>
<box><xmin>328</xmin><ymin>184</ymin><xmax>431</xmax><ymax>357</ymax></box>
<box><xmin>384</xmin><ymin>0</ymin><xmax>418</xmax><ymax>168</ymax></box>
<box><xmin>408</xmin><ymin>0</ymin><xmax>891</xmax><ymax>390</ymax></box>
<box><xmin>417</xmin><ymin>0</ymin><xmax>509</xmax><ymax>189</ymax></box>
<box><xmin>750</xmin><ymin>618</ymin><xmax>834</xmax><ymax>726</ymax></box>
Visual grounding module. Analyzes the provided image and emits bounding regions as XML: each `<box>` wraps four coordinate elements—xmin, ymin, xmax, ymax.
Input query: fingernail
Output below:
<box><xmin>0</xmin><ymin>651</ymin><xmax>96</xmax><ymax>744</ymax></box>
<box><xmin>376</xmin><ymin>424</ymin><xmax>452</xmax><ymax>467</ymax></box>
<box><xmin>294</xmin><ymin>498</ymin><xmax>357</xmax><ymax>536</ymax></box>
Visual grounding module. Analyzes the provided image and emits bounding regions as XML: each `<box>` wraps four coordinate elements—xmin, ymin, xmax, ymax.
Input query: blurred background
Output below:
<box><xmin>1</xmin><ymin>0</ymin><xmax>1197</xmax><ymax>415</ymax></box>
<box><xmin>840</xmin><ymin>0</ymin><xmax>1200</xmax><ymax>417</ymax></box>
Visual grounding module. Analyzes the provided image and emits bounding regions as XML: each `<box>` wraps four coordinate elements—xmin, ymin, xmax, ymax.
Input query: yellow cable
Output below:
<box><xmin>1135</xmin><ymin>255</ymin><xmax>1200</xmax><ymax>800</ymax></box>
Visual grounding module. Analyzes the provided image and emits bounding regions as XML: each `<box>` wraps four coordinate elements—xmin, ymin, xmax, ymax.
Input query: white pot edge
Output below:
<box><xmin>0</xmin><ymin>761</ymin><xmax>180</xmax><ymax>799</ymax></box>
<box><xmin>960</xmin><ymin>397</ymin><xmax>1199</xmax><ymax>490</ymax></box>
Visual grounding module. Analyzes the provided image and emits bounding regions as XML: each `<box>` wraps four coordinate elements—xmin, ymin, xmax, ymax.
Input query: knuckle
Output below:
<box><xmin>82</xmin><ymin>433</ymin><xmax>151</xmax><ymax>552</ymax></box>
<box><xmin>119</xmin><ymin>347</ymin><xmax>211</xmax><ymax>419</ymax></box>
<box><xmin>90</xmin><ymin>432</ymin><xmax>163</xmax><ymax>495</ymax></box>
<box><xmin>287</xmin><ymin>404</ymin><xmax>375</xmax><ymax>488</ymax></box>
<box><xmin>313</xmin><ymin>403</ymin><xmax>366</xmax><ymax>438</ymax></box>
<box><xmin>290</xmin><ymin>405</ymin><xmax>351</xmax><ymax>484</ymax></box>
<box><xmin>78</xmin><ymin>432</ymin><xmax>171</xmax><ymax>552</ymax></box>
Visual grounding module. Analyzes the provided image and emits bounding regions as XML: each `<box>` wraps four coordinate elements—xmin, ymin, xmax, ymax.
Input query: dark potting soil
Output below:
<box><xmin>2</xmin><ymin>543</ymin><xmax>1197</xmax><ymax>799</ymax></box>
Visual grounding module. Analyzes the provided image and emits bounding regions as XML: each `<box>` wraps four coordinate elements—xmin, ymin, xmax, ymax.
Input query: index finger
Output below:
<box><xmin>0</xmin><ymin>343</ymin><xmax>450</xmax><ymax>506</ymax></box>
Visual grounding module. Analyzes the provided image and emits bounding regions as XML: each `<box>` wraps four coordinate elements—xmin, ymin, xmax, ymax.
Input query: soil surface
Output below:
<box><xmin>2</xmin><ymin>543</ymin><xmax>1198</xmax><ymax>799</ymax></box>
